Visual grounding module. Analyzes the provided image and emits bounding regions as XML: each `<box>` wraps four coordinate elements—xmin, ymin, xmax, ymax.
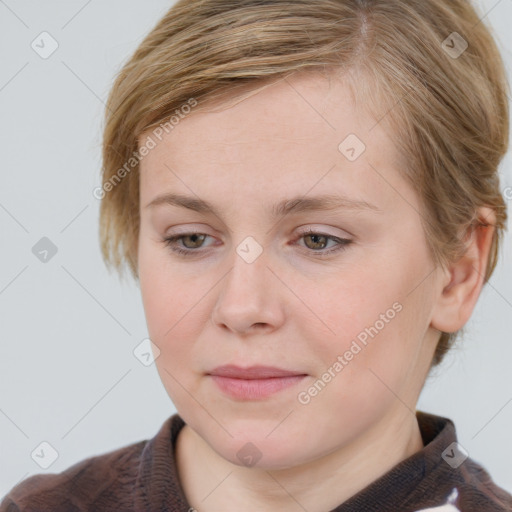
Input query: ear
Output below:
<box><xmin>430</xmin><ymin>207</ymin><xmax>496</xmax><ymax>334</ymax></box>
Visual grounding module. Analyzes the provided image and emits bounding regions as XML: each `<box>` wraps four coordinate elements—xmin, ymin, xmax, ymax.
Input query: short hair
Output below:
<box><xmin>99</xmin><ymin>0</ymin><xmax>510</xmax><ymax>367</ymax></box>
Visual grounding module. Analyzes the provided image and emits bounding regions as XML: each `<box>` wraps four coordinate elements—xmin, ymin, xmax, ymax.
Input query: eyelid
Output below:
<box><xmin>164</xmin><ymin>224</ymin><xmax>351</xmax><ymax>243</ymax></box>
<box><xmin>164</xmin><ymin>224</ymin><xmax>215</xmax><ymax>235</ymax></box>
<box><xmin>296</xmin><ymin>224</ymin><xmax>353</xmax><ymax>239</ymax></box>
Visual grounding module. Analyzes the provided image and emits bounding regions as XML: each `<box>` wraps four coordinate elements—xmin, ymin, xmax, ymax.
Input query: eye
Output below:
<box><xmin>295</xmin><ymin>228</ymin><xmax>352</xmax><ymax>257</ymax></box>
<box><xmin>161</xmin><ymin>228</ymin><xmax>352</xmax><ymax>258</ymax></box>
<box><xmin>162</xmin><ymin>232</ymin><xmax>214</xmax><ymax>256</ymax></box>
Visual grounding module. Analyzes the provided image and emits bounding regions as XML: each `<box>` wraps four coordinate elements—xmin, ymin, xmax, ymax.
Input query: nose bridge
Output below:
<box><xmin>212</xmin><ymin>236</ymin><xmax>281</xmax><ymax>333</ymax></box>
<box><xmin>223</xmin><ymin>237</ymin><xmax>269</xmax><ymax>303</ymax></box>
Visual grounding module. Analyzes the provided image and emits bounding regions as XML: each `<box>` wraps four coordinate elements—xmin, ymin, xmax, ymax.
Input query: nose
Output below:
<box><xmin>211</xmin><ymin>244</ymin><xmax>285</xmax><ymax>336</ymax></box>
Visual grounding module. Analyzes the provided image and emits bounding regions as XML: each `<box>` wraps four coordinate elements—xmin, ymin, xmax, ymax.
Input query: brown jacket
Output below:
<box><xmin>1</xmin><ymin>412</ymin><xmax>511</xmax><ymax>511</ymax></box>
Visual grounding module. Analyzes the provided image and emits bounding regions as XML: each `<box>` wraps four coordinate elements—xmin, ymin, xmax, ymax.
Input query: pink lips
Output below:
<box><xmin>208</xmin><ymin>365</ymin><xmax>307</xmax><ymax>400</ymax></box>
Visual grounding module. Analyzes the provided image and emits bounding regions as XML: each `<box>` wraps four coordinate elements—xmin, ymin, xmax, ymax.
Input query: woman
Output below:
<box><xmin>2</xmin><ymin>0</ymin><xmax>511</xmax><ymax>510</ymax></box>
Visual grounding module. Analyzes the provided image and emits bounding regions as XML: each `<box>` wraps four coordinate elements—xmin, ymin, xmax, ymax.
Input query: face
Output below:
<box><xmin>137</xmin><ymin>72</ymin><xmax>443</xmax><ymax>470</ymax></box>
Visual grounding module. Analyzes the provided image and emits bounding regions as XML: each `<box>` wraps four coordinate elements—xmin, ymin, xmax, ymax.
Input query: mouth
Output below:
<box><xmin>207</xmin><ymin>365</ymin><xmax>308</xmax><ymax>400</ymax></box>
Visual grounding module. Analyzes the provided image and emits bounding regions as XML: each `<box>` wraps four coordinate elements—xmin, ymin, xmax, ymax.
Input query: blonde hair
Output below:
<box><xmin>100</xmin><ymin>0</ymin><xmax>510</xmax><ymax>366</ymax></box>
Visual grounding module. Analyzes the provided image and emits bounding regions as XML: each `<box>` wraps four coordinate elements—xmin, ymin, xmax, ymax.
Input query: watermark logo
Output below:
<box><xmin>236</xmin><ymin>442</ymin><xmax>263</xmax><ymax>467</ymax></box>
<box><xmin>442</xmin><ymin>442</ymin><xmax>468</xmax><ymax>469</ymax></box>
<box><xmin>31</xmin><ymin>31</ymin><xmax>59</xmax><ymax>59</ymax></box>
<box><xmin>32</xmin><ymin>237</ymin><xmax>58</xmax><ymax>263</ymax></box>
<box><xmin>133</xmin><ymin>338</ymin><xmax>161</xmax><ymax>366</ymax></box>
<box><xmin>236</xmin><ymin>236</ymin><xmax>264</xmax><ymax>264</ymax></box>
<box><xmin>338</xmin><ymin>134</ymin><xmax>366</xmax><ymax>162</ymax></box>
<box><xmin>442</xmin><ymin>32</ymin><xmax>468</xmax><ymax>59</ymax></box>
<box><xmin>31</xmin><ymin>441</ymin><xmax>59</xmax><ymax>469</ymax></box>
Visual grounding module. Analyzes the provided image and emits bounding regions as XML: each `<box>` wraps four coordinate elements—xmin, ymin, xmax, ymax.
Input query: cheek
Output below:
<box><xmin>312</xmin><ymin>261</ymin><xmax>403</xmax><ymax>341</ymax></box>
<box><xmin>139</xmin><ymin>241</ymin><xmax>184</xmax><ymax>344</ymax></box>
<box><xmin>138</xmin><ymin>235</ymin><xmax>189</xmax><ymax>325</ymax></box>
<box><xmin>307</xmin><ymin>250</ymin><xmax>429</xmax><ymax>381</ymax></box>
<box><xmin>140</xmin><ymin>271</ymin><xmax>201</xmax><ymax>347</ymax></box>
<box><xmin>138</xmin><ymin>241</ymin><xmax>210</xmax><ymax>375</ymax></box>
<box><xmin>138</xmin><ymin>258</ymin><xmax>202</xmax><ymax>407</ymax></box>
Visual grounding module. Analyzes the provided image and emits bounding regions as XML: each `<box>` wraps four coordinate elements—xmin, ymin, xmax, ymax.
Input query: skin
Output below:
<box><xmin>137</xmin><ymin>71</ymin><xmax>495</xmax><ymax>512</ymax></box>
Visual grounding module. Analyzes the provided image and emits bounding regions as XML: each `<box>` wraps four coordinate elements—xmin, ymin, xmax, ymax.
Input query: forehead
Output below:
<box><xmin>138</xmin><ymin>72</ymin><xmax>411</xmax><ymax>214</ymax></box>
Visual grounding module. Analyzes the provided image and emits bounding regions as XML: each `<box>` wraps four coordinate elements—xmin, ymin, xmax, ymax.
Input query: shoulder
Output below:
<box><xmin>416</xmin><ymin>412</ymin><xmax>512</xmax><ymax>512</ymax></box>
<box><xmin>0</xmin><ymin>438</ymin><xmax>147</xmax><ymax>512</ymax></box>
<box><xmin>456</xmin><ymin>458</ymin><xmax>512</xmax><ymax>511</ymax></box>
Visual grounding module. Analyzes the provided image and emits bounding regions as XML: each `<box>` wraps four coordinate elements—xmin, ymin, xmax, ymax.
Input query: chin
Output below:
<box><xmin>224</xmin><ymin>446</ymin><xmax>305</xmax><ymax>471</ymax></box>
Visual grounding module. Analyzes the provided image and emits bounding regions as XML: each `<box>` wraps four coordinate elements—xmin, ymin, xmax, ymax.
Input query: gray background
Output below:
<box><xmin>1</xmin><ymin>0</ymin><xmax>511</xmax><ymax>497</ymax></box>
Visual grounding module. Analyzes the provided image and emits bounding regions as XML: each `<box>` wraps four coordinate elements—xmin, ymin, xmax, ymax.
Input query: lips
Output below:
<box><xmin>209</xmin><ymin>365</ymin><xmax>305</xmax><ymax>379</ymax></box>
<box><xmin>207</xmin><ymin>365</ymin><xmax>307</xmax><ymax>400</ymax></box>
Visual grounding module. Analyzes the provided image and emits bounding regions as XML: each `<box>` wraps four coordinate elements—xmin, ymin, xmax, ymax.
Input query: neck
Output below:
<box><xmin>175</xmin><ymin>409</ymin><xmax>424</xmax><ymax>512</ymax></box>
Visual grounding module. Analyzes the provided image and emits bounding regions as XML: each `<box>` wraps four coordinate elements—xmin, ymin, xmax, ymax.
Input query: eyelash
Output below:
<box><xmin>161</xmin><ymin>228</ymin><xmax>352</xmax><ymax>258</ymax></box>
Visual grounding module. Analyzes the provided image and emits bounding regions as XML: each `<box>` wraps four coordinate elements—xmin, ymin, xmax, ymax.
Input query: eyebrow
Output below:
<box><xmin>145</xmin><ymin>192</ymin><xmax>382</xmax><ymax>218</ymax></box>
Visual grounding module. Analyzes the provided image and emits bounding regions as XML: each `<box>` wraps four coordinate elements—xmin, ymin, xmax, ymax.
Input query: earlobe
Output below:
<box><xmin>430</xmin><ymin>207</ymin><xmax>496</xmax><ymax>334</ymax></box>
